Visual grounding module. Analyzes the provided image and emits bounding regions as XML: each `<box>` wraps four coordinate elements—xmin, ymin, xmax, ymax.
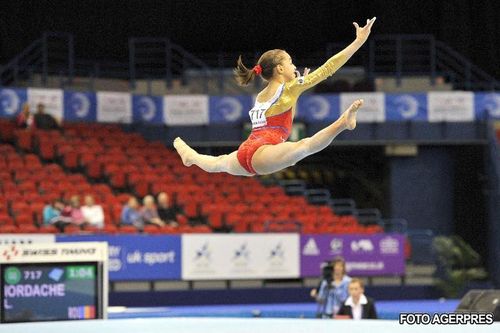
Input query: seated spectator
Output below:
<box><xmin>43</xmin><ymin>199</ymin><xmax>64</xmax><ymax>225</ymax></box>
<box><xmin>16</xmin><ymin>103</ymin><xmax>34</xmax><ymax>129</ymax></box>
<box><xmin>68</xmin><ymin>195</ymin><xmax>86</xmax><ymax>225</ymax></box>
<box><xmin>81</xmin><ymin>195</ymin><xmax>104</xmax><ymax>229</ymax></box>
<box><xmin>142</xmin><ymin>195</ymin><xmax>165</xmax><ymax>227</ymax></box>
<box><xmin>45</xmin><ymin>199</ymin><xmax>73</xmax><ymax>232</ymax></box>
<box><xmin>337</xmin><ymin>278</ymin><xmax>377</xmax><ymax>320</ymax></box>
<box><xmin>33</xmin><ymin>103</ymin><xmax>60</xmax><ymax>130</ymax></box>
<box><xmin>157</xmin><ymin>192</ymin><xmax>178</xmax><ymax>226</ymax></box>
<box><xmin>121</xmin><ymin>196</ymin><xmax>144</xmax><ymax>229</ymax></box>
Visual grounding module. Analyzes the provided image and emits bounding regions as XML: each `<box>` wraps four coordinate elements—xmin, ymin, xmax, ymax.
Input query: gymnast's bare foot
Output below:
<box><xmin>343</xmin><ymin>99</ymin><xmax>363</xmax><ymax>130</ymax></box>
<box><xmin>173</xmin><ymin>137</ymin><xmax>195</xmax><ymax>167</ymax></box>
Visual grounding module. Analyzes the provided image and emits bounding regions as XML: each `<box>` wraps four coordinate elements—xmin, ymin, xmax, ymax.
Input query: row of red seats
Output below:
<box><xmin>1</xmin><ymin>119</ymin><xmax>373</xmax><ymax>235</ymax></box>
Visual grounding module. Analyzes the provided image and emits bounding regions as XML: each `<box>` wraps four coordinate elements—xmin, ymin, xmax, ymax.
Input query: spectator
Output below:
<box><xmin>311</xmin><ymin>256</ymin><xmax>351</xmax><ymax>318</ymax></box>
<box><xmin>44</xmin><ymin>198</ymin><xmax>72</xmax><ymax>231</ymax></box>
<box><xmin>81</xmin><ymin>195</ymin><xmax>104</xmax><ymax>229</ymax></box>
<box><xmin>157</xmin><ymin>192</ymin><xmax>178</xmax><ymax>226</ymax></box>
<box><xmin>16</xmin><ymin>103</ymin><xmax>34</xmax><ymax>129</ymax></box>
<box><xmin>337</xmin><ymin>278</ymin><xmax>378</xmax><ymax>319</ymax></box>
<box><xmin>57</xmin><ymin>195</ymin><xmax>86</xmax><ymax>229</ymax></box>
<box><xmin>43</xmin><ymin>199</ymin><xmax>64</xmax><ymax>225</ymax></box>
<box><xmin>142</xmin><ymin>195</ymin><xmax>165</xmax><ymax>227</ymax></box>
<box><xmin>121</xmin><ymin>196</ymin><xmax>143</xmax><ymax>229</ymax></box>
<box><xmin>33</xmin><ymin>103</ymin><xmax>59</xmax><ymax>130</ymax></box>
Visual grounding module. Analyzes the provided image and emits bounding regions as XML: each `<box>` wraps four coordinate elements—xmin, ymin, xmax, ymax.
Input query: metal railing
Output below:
<box><xmin>1</xmin><ymin>33</ymin><xmax>498</xmax><ymax>93</ymax></box>
<box><xmin>368</xmin><ymin>34</ymin><xmax>500</xmax><ymax>91</ymax></box>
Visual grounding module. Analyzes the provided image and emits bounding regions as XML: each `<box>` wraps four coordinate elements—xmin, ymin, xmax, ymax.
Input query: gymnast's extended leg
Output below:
<box><xmin>251</xmin><ymin>99</ymin><xmax>363</xmax><ymax>175</ymax></box>
<box><xmin>173</xmin><ymin>142</ymin><xmax>253</xmax><ymax>176</ymax></box>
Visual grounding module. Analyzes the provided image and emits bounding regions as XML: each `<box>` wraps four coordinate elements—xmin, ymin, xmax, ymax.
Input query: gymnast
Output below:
<box><xmin>174</xmin><ymin>17</ymin><xmax>376</xmax><ymax>176</ymax></box>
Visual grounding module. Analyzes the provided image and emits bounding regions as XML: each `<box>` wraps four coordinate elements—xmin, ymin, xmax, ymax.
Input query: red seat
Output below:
<box><xmin>64</xmin><ymin>225</ymin><xmax>82</xmax><ymax>234</ymax></box>
<box><xmin>102</xmin><ymin>224</ymin><xmax>118</xmax><ymax>234</ymax></box>
<box><xmin>15</xmin><ymin>130</ymin><xmax>33</xmax><ymax>151</ymax></box>
<box><xmin>119</xmin><ymin>225</ymin><xmax>139</xmax><ymax>234</ymax></box>
<box><xmin>38</xmin><ymin>225</ymin><xmax>58</xmax><ymax>234</ymax></box>
<box><xmin>0</xmin><ymin>225</ymin><xmax>18</xmax><ymax>233</ymax></box>
<box><xmin>17</xmin><ymin>224</ymin><xmax>38</xmax><ymax>233</ymax></box>
<box><xmin>143</xmin><ymin>224</ymin><xmax>162</xmax><ymax>234</ymax></box>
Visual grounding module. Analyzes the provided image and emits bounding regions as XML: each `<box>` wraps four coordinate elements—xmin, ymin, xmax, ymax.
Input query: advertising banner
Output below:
<box><xmin>63</xmin><ymin>91</ymin><xmax>97</xmax><ymax>122</ymax></box>
<box><xmin>182</xmin><ymin>234</ymin><xmax>300</xmax><ymax>280</ymax></box>
<box><xmin>27</xmin><ymin>88</ymin><xmax>64</xmax><ymax>120</ymax></box>
<box><xmin>56</xmin><ymin>235</ymin><xmax>181</xmax><ymax>281</ymax></box>
<box><xmin>0</xmin><ymin>88</ymin><xmax>28</xmax><ymax>117</ymax></box>
<box><xmin>96</xmin><ymin>92</ymin><xmax>132</xmax><ymax>123</ymax></box>
<box><xmin>132</xmin><ymin>95</ymin><xmax>164</xmax><ymax>124</ymax></box>
<box><xmin>164</xmin><ymin>95</ymin><xmax>209</xmax><ymax>125</ymax></box>
<box><xmin>300</xmin><ymin>234</ymin><xmax>405</xmax><ymax>277</ymax></box>
<box><xmin>427</xmin><ymin>91</ymin><xmax>474</xmax><ymax>122</ymax></box>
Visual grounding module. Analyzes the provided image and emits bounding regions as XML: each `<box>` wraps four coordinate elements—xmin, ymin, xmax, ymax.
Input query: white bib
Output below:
<box><xmin>250</xmin><ymin>84</ymin><xmax>284</xmax><ymax>129</ymax></box>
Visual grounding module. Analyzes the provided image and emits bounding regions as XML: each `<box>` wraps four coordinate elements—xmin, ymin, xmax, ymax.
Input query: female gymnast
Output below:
<box><xmin>174</xmin><ymin>17</ymin><xmax>376</xmax><ymax>176</ymax></box>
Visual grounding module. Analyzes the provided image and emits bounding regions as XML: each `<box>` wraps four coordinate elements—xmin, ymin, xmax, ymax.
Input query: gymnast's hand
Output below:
<box><xmin>353</xmin><ymin>17</ymin><xmax>376</xmax><ymax>43</ymax></box>
<box><xmin>295</xmin><ymin>67</ymin><xmax>310</xmax><ymax>84</ymax></box>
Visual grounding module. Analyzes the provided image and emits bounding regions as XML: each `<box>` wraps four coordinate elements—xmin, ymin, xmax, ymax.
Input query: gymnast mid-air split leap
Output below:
<box><xmin>174</xmin><ymin>17</ymin><xmax>376</xmax><ymax>177</ymax></box>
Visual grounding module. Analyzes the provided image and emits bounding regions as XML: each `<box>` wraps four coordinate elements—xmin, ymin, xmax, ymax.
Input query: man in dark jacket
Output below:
<box><xmin>337</xmin><ymin>278</ymin><xmax>377</xmax><ymax>319</ymax></box>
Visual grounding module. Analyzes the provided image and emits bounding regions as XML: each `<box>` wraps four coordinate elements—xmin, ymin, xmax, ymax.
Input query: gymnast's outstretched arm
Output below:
<box><xmin>289</xmin><ymin>17</ymin><xmax>377</xmax><ymax>94</ymax></box>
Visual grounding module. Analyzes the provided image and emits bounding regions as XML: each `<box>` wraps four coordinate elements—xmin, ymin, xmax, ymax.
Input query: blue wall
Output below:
<box><xmin>390</xmin><ymin>148</ymin><xmax>455</xmax><ymax>234</ymax></box>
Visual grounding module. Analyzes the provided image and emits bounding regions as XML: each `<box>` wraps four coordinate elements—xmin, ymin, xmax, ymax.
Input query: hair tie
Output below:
<box><xmin>252</xmin><ymin>64</ymin><xmax>262</xmax><ymax>76</ymax></box>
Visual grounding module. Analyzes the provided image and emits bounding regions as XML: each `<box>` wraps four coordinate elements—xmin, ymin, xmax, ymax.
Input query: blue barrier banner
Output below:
<box><xmin>0</xmin><ymin>88</ymin><xmax>28</xmax><ymax>118</ymax></box>
<box><xmin>385</xmin><ymin>93</ymin><xmax>428</xmax><ymax>121</ymax></box>
<box><xmin>474</xmin><ymin>92</ymin><xmax>500</xmax><ymax>120</ymax></box>
<box><xmin>209</xmin><ymin>95</ymin><xmax>253</xmax><ymax>124</ymax></box>
<box><xmin>57</xmin><ymin>235</ymin><xmax>181</xmax><ymax>281</ymax></box>
<box><xmin>132</xmin><ymin>95</ymin><xmax>164</xmax><ymax>124</ymax></box>
<box><xmin>1</xmin><ymin>86</ymin><xmax>498</xmax><ymax>124</ymax></box>
<box><xmin>63</xmin><ymin>91</ymin><xmax>97</xmax><ymax>122</ymax></box>
<box><xmin>297</xmin><ymin>94</ymin><xmax>340</xmax><ymax>122</ymax></box>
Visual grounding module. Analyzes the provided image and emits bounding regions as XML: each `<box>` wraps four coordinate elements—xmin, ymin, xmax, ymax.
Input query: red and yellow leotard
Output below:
<box><xmin>236</xmin><ymin>53</ymin><xmax>349</xmax><ymax>174</ymax></box>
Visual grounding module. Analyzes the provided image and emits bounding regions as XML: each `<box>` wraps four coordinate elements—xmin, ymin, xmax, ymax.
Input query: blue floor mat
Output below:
<box><xmin>109</xmin><ymin>299</ymin><xmax>460</xmax><ymax>320</ymax></box>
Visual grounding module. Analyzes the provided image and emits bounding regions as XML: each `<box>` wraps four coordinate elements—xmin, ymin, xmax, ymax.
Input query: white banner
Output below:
<box><xmin>340</xmin><ymin>92</ymin><xmax>385</xmax><ymax>122</ymax></box>
<box><xmin>0</xmin><ymin>242</ymin><xmax>108</xmax><ymax>263</ymax></box>
<box><xmin>164</xmin><ymin>95</ymin><xmax>209</xmax><ymax>125</ymax></box>
<box><xmin>27</xmin><ymin>88</ymin><xmax>63</xmax><ymax>120</ymax></box>
<box><xmin>427</xmin><ymin>91</ymin><xmax>474</xmax><ymax>122</ymax></box>
<box><xmin>0</xmin><ymin>234</ymin><xmax>55</xmax><ymax>246</ymax></box>
<box><xmin>182</xmin><ymin>234</ymin><xmax>300</xmax><ymax>280</ymax></box>
<box><xmin>96</xmin><ymin>92</ymin><xmax>132</xmax><ymax>123</ymax></box>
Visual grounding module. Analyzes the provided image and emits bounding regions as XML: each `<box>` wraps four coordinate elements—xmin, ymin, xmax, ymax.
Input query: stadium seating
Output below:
<box><xmin>0</xmin><ymin>119</ymin><xmax>379</xmax><ymax>235</ymax></box>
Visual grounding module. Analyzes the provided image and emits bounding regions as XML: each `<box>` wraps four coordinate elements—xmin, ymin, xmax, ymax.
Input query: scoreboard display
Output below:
<box><xmin>0</xmin><ymin>242</ymin><xmax>108</xmax><ymax>323</ymax></box>
<box><xmin>1</xmin><ymin>262</ymin><xmax>101</xmax><ymax>322</ymax></box>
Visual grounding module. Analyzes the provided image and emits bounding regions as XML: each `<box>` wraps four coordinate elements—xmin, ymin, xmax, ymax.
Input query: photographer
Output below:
<box><xmin>310</xmin><ymin>256</ymin><xmax>351</xmax><ymax>318</ymax></box>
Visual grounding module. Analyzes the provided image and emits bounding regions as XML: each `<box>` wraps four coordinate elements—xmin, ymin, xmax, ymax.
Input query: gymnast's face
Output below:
<box><xmin>276</xmin><ymin>52</ymin><xmax>296</xmax><ymax>82</ymax></box>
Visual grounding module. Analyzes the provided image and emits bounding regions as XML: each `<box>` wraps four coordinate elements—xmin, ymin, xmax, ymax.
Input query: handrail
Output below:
<box><xmin>2</xmin><ymin>33</ymin><xmax>498</xmax><ymax>93</ymax></box>
<box><xmin>367</xmin><ymin>34</ymin><xmax>499</xmax><ymax>91</ymax></box>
